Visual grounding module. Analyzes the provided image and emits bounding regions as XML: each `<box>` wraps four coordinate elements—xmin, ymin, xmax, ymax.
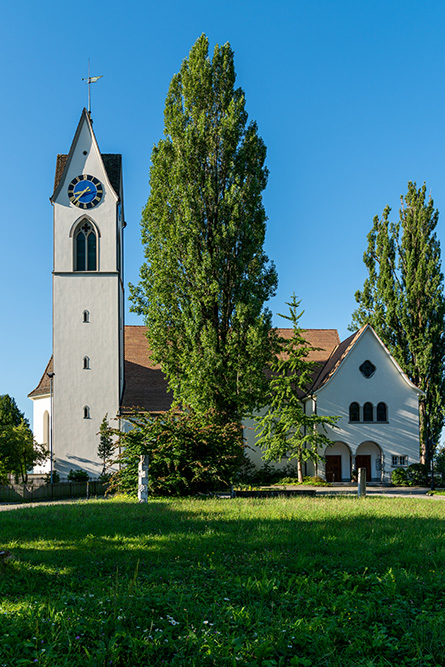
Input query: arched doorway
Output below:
<box><xmin>355</xmin><ymin>441</ymin><xmax>383</xmax><ymax>482</ymax></box>
<box><xmin>325</xmin><ymin>442</ymin><xmax>352</xmax><ymax>482</ymax></box>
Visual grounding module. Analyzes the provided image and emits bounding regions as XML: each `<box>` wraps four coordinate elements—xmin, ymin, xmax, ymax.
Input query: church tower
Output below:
<box><xmin>31</xmin><ymin>109</ymin><xmax>125</xmax><ymax>478</ymax></box>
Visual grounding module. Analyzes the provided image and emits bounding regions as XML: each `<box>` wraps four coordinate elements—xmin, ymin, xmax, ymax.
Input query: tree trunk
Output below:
<box><xmin>297</xmin><ymin>458</ymin><xmax>304</xmax><ymax>484</ymax></box>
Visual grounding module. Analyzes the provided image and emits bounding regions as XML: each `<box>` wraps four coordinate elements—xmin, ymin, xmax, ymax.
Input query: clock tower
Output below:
<box><xmin>44</xmin><ymin>109</ymin><xmax>125</xmax><ymax>477</ymax></box>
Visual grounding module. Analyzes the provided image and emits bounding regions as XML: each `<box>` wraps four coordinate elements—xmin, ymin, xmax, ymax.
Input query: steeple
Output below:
<box><xmin>30</xmin><ymin>110</ymin><xmax>126</xmax><ymax>478</ymax></box>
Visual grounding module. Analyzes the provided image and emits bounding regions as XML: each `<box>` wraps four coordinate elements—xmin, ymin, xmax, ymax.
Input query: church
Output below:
<box><xmin>29</xmin><ymin>110</ymin><xmax>423</xmax><ymax>483</ymax></box>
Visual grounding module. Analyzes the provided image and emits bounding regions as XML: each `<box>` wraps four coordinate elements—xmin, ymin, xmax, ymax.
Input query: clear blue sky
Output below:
<box><xmin>3</xmin><ymin>0</ymin><xmax>445</xmax><ymax>425</ymax></box>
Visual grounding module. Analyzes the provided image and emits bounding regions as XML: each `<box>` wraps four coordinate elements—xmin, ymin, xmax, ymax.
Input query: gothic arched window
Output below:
<box><xmin>377</xmin><ymin>402</ymin><xmax>387</xmax><ymax>422</ymax></box>
<box><xmin>75</xmin><ymin>221</ymin><xmax>97</xmax><ymax>271</ymax></box>
<box><xmin>349</xmin><ymin>402</ymin><xmax>360</xmax><ymax>422</ymax></box>
<box><xmin>363</xmin><ymin>402</ymin><xmax>374</xmax><ymax>422</ymax></box>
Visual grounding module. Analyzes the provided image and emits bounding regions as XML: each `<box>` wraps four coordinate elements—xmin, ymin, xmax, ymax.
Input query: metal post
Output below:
<box><xmin>47</xmin><ymin>371</ymin><xmax>55</xmax><ymax>489</ymax></box>
<box><xmin>431</xmin><ymin>445</ymin><xmax>435</xmax><ymax>491</ymax></box>
<box><xmin>357</xmin><ymin>467</ymin><xmax>367</xmax><ymax>498</ymax></box>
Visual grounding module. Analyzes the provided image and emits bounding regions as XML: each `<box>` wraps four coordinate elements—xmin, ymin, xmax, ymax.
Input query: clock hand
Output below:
<box><xmin>73</xmin><ymin>186</ymin><xmax>91</xmax><ymax>202</ymax></box>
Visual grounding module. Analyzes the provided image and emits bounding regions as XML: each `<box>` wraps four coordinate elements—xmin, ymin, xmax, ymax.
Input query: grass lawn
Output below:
<box><xmin>0</xmin><ymin>496</ymin><xmax>444</xmax><ymax>666</ymax></box>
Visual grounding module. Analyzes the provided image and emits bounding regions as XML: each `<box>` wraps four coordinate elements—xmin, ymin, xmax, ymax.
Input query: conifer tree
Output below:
<box><xmin>255</xmin><ymin>296</ymin><xmax>338</xmax><ymax>482</ymax></box>
<box><xmin>98</xmin><ymin>415</ymin><xmax>114</xmax><ymax>475</ymax></box>
<box><xmin>130</xmin><ymin>35</ymin><xmax>277</xmax><ymax>422</ymax></box>
<box><xmin>351</xmin><ymin>182</ymin><xmax>445</xmax><ymax>462</ymax></box>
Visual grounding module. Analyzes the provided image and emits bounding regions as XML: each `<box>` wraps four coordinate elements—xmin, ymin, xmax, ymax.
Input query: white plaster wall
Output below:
<box><xmin>32</xmin><ymin>395</ymin><xmax>50</xmax><ymax>446</ymax></box>
<box><xmin>53</xmin><ymin>274</ymin><xmax>121</xmax><ymax>478</ymax></box>
<box><xmin>31</xmin><ymin>395</ymin><xmax>51</xmax><ymax>474</ymax></box>
<box><xmin>243</xmin><ymin>413</ymin><xmax>302</xmax><ymax>474</ymax></box>
<box><xmin>315</xmin><ymin>328</ymin><xmax>421</xmax><ymax>481</ymax></box>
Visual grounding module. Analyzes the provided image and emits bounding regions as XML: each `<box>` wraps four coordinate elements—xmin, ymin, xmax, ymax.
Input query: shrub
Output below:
<box><xmin>391</xmin><ymin>467</ymin><xmax>408</xmax><ymax>486</ymax></box>
<box><xmin>109</xmin><ymin>408</ymin><xmax>244</xmax><ymax>496</ymax></box>
<box><xmin>67</xmin><ymin>469</ymin><xmax>90</xmax><ymax>482</ymax></box>
<box><xmin>44</xmin><ymin>470</ymin><xmax>60</xmax><ymax>484</ymax></box>
<box><xmin>405</xmin><ymin>463</ymin><xmax>428</xmax><ymax>486</ymax></box>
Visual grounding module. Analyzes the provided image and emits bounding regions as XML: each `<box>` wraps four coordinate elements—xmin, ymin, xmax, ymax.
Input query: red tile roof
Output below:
<box><xmin>120</xmin><ymin>326</ymin><xmax>173</xmax><ymax>414</ymax></box>
<box><xmin>28</xmin><ymin>357</ymin><xmax>54</xmax><ymax>398</ymax></box>
<box><xmin>29</xmin><ymin>326</ymin><xmax>341</xmax><ymax>410</ymax></box>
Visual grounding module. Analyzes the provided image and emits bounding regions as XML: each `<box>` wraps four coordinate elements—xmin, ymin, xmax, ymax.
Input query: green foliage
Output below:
<box><xmin>129</xmin><ymin>34</ymin><xmax>277</xmax><ymax>422</ymax></box>
<box><xmin>0</xmin><ymin>422</ymin><xmax>47</xmax><ymax>483</ymax></box>
<box><xmin>405</xmin><ymin>462</ymin><xmax>429</xmax><ymax>486</ymax></box>
<box><xmin>0</xmin><ymin>395</ymin><xmax>46</xmax><ymax>483</ymax></box>
<box><xmin>391</xmin><ymin>463</ymin><xmax>429</xmax><ymax>487</ymax></box>
<box><xmin>434</xmin><ymin>446</ymin><xmax>445</xmax><ymax>475</ymax></box>
<box><xmin>97</xmin><ymin>414</ymin><xmax>114</xmax><ymax>474</ymax></box>
<box><xmin>351</xmin><ymin>182</ymin><xmax>445</xmax><ymax>461</ymax></box>
<box><xmin>0</xmin><ymin>394</ymin><xmax>29</xmax><ymax>428</ymax></box>
<box><xmin>255</xmin><ymin>295</ymin><xmax>338</xmax><ymax>482</ymax></box>
<box><xmin>391</xmin><ymin>467</ymin><xmax>408</xmax><ymax>486</ymax></box>
<box><xmin>67</xmin><ymin>469</ymin><xmax>90</xmax><ymax>482</ymax></box>
<box><xmin>44</xmin><ymin>470</ymin><xmax>60</xmax><ymax>484</ymax></box>
<box><xmin>110</xmin><ymin>408</ymin><xmax>244</xmax><ymax>496</ymax></box>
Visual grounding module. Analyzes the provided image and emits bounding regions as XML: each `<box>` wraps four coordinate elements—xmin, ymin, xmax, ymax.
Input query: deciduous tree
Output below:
<box><xmin>129</xmin><ymin>34</ymin><xmax>277</xmax><ymax>422</ymax></box>
<box><xmin>350</xmin><ymin>182</ymin><xmax>445</xmax><ymax>462</ymax></box>
<box><xmin>0</xmin><ymin>395</ymin><xmax>47</xmax><ymax>483</ymax></box>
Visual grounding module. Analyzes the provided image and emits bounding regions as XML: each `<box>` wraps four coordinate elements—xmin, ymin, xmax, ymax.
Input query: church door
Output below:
<box><xmin>355</xmin><ymin>455</ymin><xmax>372</xmax><ymax>482</ymax></box>
<box><xmin>325</xmin><ymin>455</ymin><xmax>342</xmax><ymax>482</ymax></box>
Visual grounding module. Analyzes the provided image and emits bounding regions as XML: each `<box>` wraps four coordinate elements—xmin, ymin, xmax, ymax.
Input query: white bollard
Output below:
<box><xmin>138</xmin><ymin>455</ymin><xmax>150</xmax><ymax>503</ymax></box>
<box><xmin>357</xmin><ymin>467</ymin><xmax>367</xmax><ymax>498</ymax></box>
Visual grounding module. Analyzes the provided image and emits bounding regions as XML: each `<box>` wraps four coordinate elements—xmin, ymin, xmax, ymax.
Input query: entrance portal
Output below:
<box><xmin>355</xmin><ymin>455</ymin><xmax>371</xmax><ymax>482</ymax></box>
<box><xmin>325</xmin><ymin>455</ymin><xmax>342</xmax><ymax>482</ymax></box>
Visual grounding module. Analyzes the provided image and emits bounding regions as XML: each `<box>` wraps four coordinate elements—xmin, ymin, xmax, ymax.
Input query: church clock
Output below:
<box><xmin>68</xmin><ymin>174</ymin><xmax>103</xmax><ymax>209</ymax></box>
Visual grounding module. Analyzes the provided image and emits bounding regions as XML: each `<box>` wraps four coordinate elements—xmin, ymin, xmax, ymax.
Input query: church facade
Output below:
<box><xmin>29</xmin><ymin>112</ymin><xmax>423</xmax><ymax>481</ymax></box>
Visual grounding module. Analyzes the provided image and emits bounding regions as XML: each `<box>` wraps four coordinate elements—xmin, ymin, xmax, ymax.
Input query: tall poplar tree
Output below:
<box><xmin>350</xmin><ymin>182</ymin><xmax>445</xmax><ymax>462</ymax></box>
<box><xmin>130</xmin><ymin>35</ymin><xmax>277</xmax><ymax>422</ymax></box>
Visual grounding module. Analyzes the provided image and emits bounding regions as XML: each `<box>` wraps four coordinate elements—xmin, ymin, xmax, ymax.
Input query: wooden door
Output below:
<box><xmin>355</xmin><ymin>455</ymin><xmax>371</xmax><ymax>482</ymax></box>
<box><xmin>325</xmin><ymin>455</ymin><xmax>342</xmax><ymax>482</ymax></box>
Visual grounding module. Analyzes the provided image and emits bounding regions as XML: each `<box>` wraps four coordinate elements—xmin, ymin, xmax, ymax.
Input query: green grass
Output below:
<box><xmin>0</xmin><ymin>496</ymin><xmax>445</xmax><ymax>666</ymax></box>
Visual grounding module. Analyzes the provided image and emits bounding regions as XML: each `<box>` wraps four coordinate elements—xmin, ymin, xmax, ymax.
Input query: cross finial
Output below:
<box><xmin>81</xmin><ymin>59</ymin><xmax>103</xmax><ymax>116</ymax></box>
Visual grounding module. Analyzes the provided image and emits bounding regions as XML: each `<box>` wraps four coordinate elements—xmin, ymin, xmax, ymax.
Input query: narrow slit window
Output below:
<box><xmin>83</xmin><ymin>406</ymin><xmax>90</xmax><ymax>419</ymax></box>
<box><xmin>83</xmin><ymin>356</ymin><xmax>90</xmax><ymax>370</ymax></box>
<box><xmin>83</xmin><ymin>310</ymin><xmax>90</xmax><ymax>323</ymax></box>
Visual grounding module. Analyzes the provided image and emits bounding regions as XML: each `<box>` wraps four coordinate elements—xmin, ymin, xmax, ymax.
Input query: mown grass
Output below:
<box><xmin>0</xmin><ymin>496</ymin><xmax>444</xmax><ymax>666</ymax></box>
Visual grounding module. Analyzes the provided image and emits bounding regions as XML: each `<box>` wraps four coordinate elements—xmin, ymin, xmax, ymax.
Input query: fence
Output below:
<box><xmin>0</xmin><ymin>481</ymin><xmax>108</xmax><ymax>503</ymax></box>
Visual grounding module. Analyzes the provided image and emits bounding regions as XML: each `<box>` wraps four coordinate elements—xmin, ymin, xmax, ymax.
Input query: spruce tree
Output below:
<box><xmin>351</xmin><ymin>182</ymin><xmax>445</xmax><ymax>462</ymax></box>
<box><xmin>98</xmin><ymin>415</ymin><xmax>114</xmax><ymax>475</ymax></box>
<box><xmin>255</xmin><ymin>296</ymin><xmax>338</xmax><ymax>482</ymax></box>
<box><xmin>130</xmin><ymin>35</ymin><xmax>277</xmax><ymax>422</ymax></box>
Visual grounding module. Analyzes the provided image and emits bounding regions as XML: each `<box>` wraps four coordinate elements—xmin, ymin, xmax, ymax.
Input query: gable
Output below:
<box><xmin>312</xmin><ymin>325</ymin><xmax>422</xmax><ymax>399</ymax></box>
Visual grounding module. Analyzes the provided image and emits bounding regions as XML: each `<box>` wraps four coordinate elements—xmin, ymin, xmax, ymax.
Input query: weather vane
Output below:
<box><xmin>82</xmin><ymin>59</ymin><xmax>103</xmax><ymax>115</ymax></box>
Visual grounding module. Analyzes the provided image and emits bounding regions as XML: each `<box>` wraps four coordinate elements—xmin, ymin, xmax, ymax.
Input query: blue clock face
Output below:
<box><xmin>68</xmin><ymin>174</ymin><xmax>103</xmax><ymax>209</ymax></box>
